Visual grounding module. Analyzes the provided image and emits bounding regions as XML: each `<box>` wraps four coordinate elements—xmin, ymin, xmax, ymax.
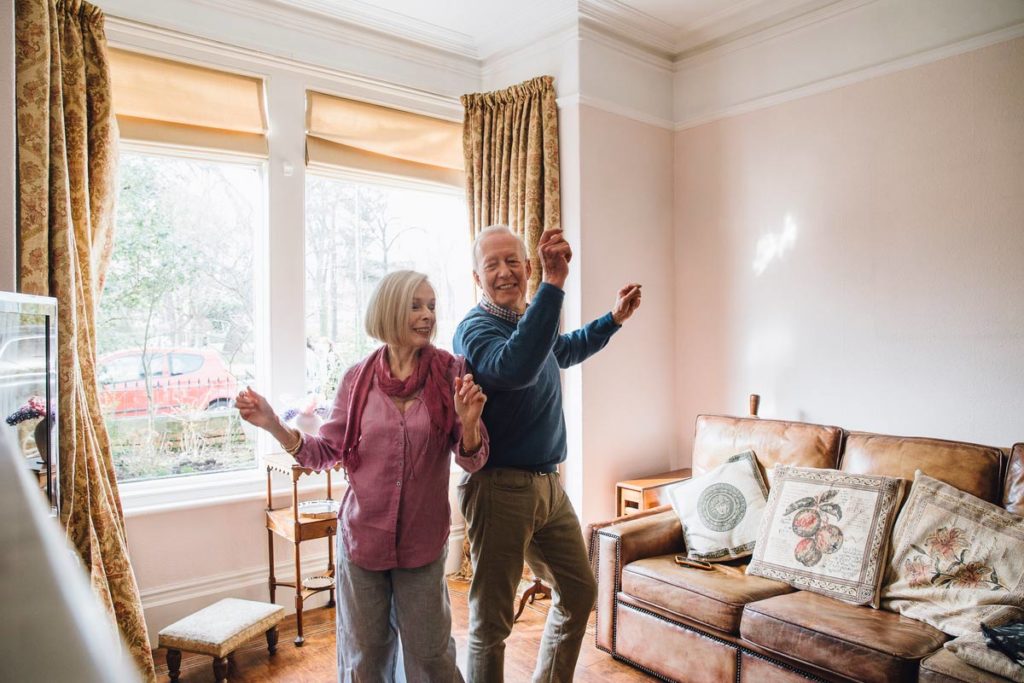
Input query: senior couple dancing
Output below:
<box><xmin>236</xmin><ymin>225</ymin><xmax>642</xmax><ymax>683</ymax></box>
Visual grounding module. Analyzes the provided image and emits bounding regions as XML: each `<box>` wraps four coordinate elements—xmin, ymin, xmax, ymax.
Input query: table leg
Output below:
<box><xmin>166</xmin><ymin>649</ymin><xmax>181</xmax><ymax>682</ymax></box>
<box><xmin>294</xmin><ymin>540</ymin><xmax>304</xmax><ymax>646</ymax></box>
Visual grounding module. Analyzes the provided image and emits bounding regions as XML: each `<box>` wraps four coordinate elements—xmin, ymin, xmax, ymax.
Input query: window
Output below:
<box><xmin>97</xmin><ymin>150</ymin><xmax>263</xmax><ymax>482</ymax></box>
<box><xmin>303</xmin><ymin>172</ymin><xmax>473</xmax><ymax>403</ymax></box>
<box><xmin>98</xmin><ymin>354</ymin><xmax>143</xmax><ymax>384</ymax></box>
<box><xmin>170</xmin><ymin>353</ymin><xmax>204</xmax><ymax>376</ymax></box>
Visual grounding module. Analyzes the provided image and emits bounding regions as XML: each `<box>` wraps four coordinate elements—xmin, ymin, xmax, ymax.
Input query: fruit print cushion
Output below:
<box><xmin>881</xmin><ymin>471</ymin><xmax>1024</xmax><ymax>636</ymax></box>
<box><xmin>746</xmin><ymin>465</ymin><xmax>904</xmax><ymax>607</ymax></box>
<box><xmin>666</xmin><ymin>451</ymin><xmax>769</xmax><ymax>562</ymax></box>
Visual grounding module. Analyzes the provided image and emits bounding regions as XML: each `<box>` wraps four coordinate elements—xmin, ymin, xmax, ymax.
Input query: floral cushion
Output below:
<box><xmin>666</xmin><ymin>451</ymin><xmax>769</xmax><ymax>562</ymax></box>
<box><xmin>881</xmin><ymin>471</ymin><xmax>1024</xmax><ymax>636</ymax></box>
<box><xmin>746</xmin><ymin>465</ymin><xmax>903</xmax><ymax>607</ymax></box>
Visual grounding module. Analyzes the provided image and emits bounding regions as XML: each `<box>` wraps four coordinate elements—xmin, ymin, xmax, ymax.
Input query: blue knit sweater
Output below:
<box><xmin>453</xmin><ymin>283</ymin><xmax>620</xmax><ymax>472</ymax></box>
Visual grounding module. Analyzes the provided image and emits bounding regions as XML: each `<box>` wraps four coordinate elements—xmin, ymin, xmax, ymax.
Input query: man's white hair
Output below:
<box><xmin>471</xmin><ymin>225</ymin><xmax>526</xmax><ymax>271</ymax></box>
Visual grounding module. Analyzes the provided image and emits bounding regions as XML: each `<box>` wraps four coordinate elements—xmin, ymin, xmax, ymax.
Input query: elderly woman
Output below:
<box><xmin>236</xmin><ymin>270</ymin><xmax>487</xmax><ymax>683</ymax></box>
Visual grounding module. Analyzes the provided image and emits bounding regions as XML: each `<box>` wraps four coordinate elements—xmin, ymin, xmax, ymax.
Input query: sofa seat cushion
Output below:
<box><xmin>741</xmin><ymin>591</ymin><xmax>949</xmax><ymax>683</ymax></box>
<box><xmin>621</xmin><ymin>555</ymin><xmax>793</xmax><ymax>634</ymax></box>
<box><xmin>919</xmin><ymin>649</ymin><xmax>1012</xmax><ymax>683</ymax></box>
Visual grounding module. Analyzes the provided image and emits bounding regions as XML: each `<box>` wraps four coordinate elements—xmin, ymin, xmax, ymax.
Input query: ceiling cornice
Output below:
<box><xmin>104</xmin><ymin>16</ymin><xmax>466</xmax><ymax>121</ymax></box>
<box><xmin>185</xmin><ymin>0</ymin><xmax>480</xmax><ymax>77</ymax></box>
<box><xmin>575</xmin><ymin>0</ymin><xmax>850</xmax><ymax>62</ymax></box>
<box><xmin>474</xmin><ymin>0</ymin><xmax>579</xmax><ymax>61</ymax></box>
<box><xmin>263</xmin><ymin>0</ymin><xmax>479</xmax><ymax>58</ymax></box>
<box><xmin>165</xmin><ymin>0</ymin><xmax>858</xmax><ymax>69</ymax></box>
<box><xmin>576</xmin><ymin>0</ymin><xmax>676</xmax><ymax>59</ymax></box>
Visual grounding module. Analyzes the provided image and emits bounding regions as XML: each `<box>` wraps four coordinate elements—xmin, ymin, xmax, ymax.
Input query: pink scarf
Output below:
<box><xmin>341</xmin><ymin>344</ymin><xmax>455</xmax><ymax>471</ymax></box>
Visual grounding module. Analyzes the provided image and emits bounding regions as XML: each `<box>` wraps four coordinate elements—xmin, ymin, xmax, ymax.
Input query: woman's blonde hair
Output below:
<box><xmin>365</xmin><ymin>270</ymin><xmax>435</xmax><ymax>346</ymax></box>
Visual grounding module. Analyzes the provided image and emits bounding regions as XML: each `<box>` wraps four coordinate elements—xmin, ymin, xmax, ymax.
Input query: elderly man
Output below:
<box><xmin>453</xmin><ymin>225</ymin><xmax>642</xmax><ymax>683</ymax></box>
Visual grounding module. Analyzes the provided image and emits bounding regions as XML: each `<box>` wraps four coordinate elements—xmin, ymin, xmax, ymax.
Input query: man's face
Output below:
<box><xmin>473</xmin><ymin>232</ymin><xmax>532</xmax><ymax>313</ymax></box>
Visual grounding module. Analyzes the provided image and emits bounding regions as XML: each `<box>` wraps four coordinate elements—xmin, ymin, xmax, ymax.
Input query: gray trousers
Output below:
<box><xmin>335</xmin><ymin>537</ymin><xmax>463</xmax><ymax>683</ymax></box>
<box><xmin>458</xmin><ymin>469</ymin><xmax>598</xmax><ymax>683</ymax></box>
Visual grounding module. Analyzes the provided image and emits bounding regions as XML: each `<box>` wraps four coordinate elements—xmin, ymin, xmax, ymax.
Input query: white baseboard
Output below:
<box><xmin>141</xmin><ymin>528</ymin><xmax>467</xmax><ymax>647</ymax></box>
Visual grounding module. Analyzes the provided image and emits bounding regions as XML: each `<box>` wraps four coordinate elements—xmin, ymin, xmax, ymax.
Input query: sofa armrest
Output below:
<box><xmin>585</xmin><ymin>504</ymin><xmax>674</xmax><ymax>573</ymax></box>
<box><xmin>594</xmin><ymin>507</ymin><xmax>683</xmax><ymax>652</ymax></box>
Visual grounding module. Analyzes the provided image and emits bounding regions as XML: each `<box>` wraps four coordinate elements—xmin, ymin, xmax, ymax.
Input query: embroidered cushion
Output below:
<box><xmin>746</xmin><ymin>465</ymin><xmax>903</xmax><ymax>607</ymax></box>
<box><xmin>666</xmin><ymin>451</ymin><xmax>769</xmax><ymax>562</ymax></box>
<box><xmin>881</xmin><ymin>471</ymin><xmax>1024</xmax><ymax>636</ymax></box>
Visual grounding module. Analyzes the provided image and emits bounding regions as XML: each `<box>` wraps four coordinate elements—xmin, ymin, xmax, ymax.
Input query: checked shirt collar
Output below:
<box><xmin>479</xmin><ymin>295</ymin><xmax>525</xmax><ymax>325</ymax></box>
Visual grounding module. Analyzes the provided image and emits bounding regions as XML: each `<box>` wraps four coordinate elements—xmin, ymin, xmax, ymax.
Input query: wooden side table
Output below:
<box><xmin>264</xmin><ymin>453</ymin><xmax>340</xmax><ymax>646</ymax></box>
<box><xmin>616</xmin><ymin>468</ymin><xmax>692</xmax><ymax>517</ymax></box>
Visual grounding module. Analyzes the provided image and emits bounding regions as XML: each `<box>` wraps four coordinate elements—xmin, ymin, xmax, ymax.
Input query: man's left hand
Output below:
<box><xmin>612</xmin><ymin>283</ymin><xmax>642</xmax><ymax>325</ymax></box>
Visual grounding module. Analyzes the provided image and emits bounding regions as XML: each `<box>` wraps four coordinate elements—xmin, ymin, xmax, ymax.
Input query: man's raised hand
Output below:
<box><xmin>538</xmin><ymin>229</ymin><xmax>572</xmax><ymax>288</ymax></box>
<box><xmin>612</xmin><ymin>283</ymin><xmax>642</xmax><ymax>325</ymax></box>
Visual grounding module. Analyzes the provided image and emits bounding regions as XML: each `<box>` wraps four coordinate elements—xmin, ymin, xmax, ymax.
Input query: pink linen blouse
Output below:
<box><xmin>293</xmin><ymin>356</ymin><xmax>488</xmax><ymax>571</ymax></box>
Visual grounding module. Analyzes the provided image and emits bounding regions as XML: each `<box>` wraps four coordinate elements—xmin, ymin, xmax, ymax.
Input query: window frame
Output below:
<box><xmin>113</xmin><ymin>141</ymin><xmax>274</xmax><ymax>508</ymax></box>
<box><xmin>106</xmin><ymin>40</ymin><xmax>467</xmax><ymax>514</ymax></box>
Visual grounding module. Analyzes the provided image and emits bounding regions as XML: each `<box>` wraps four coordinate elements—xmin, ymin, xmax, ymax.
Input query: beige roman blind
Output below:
<box><xmin>306</xmin><ymin>91</ymin><xmax>464</xmax><ymax>187</ymax></box>
<box><xmin>109</xmin><ymin>48</ymin><xmax>268</xmax><ymax>156</ymax></box>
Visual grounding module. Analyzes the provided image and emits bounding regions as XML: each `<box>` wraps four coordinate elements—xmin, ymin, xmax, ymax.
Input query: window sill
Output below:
<box><xmin>121</xmin><ymin>454</ymin><xmax>342</xmax><ymax>518</ymax></box>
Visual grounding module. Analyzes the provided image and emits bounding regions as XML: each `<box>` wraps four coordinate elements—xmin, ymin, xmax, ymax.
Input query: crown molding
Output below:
<box><xmin>673</xmin><ymin>18</ymin><xmax>1024</xmax><ymax>131</ymax></box>
<box><xmin>578</xmin><ymin>21</ymin><xmax>673</xmax><ymax>72</ymax></box>
<box><xmin>267</xmin><ymin>0</ymin><xmax>479</xmax><ymax>58</ymax></box>
<box><xmin>673</xmin><ymin>0</ymin><xmax>843</xmax><ymax>57</ymax></box>
<box><xmin>105</xmin><ymin>16</ymin><xmax>466</xmax><ymax>122</ymax></box>
<box><xmin>105</xmin><ymin>0</ymin><xmax>480</xmax><ymax>80</ymax></box>
<box><xmin>575</xmin><ymin>0</ymin><xmax>846</xmax><ymax>62</ymax></box>
<box><xmin>672</xmin><ymin>0</ymin><xmax>876</xmax><ymax>69</ymax></box>
<box><xmin>577</xmin><ymin>0</ymin><xmax>676</xmax><ymax>59</ymax></box>
<box><xmin>474</xmin><ymin>0</ymin><xmax>580</xmax><ymax>61</ymax></box>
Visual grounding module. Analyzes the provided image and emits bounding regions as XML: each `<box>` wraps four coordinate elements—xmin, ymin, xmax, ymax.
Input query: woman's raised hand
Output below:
<box><xmin>454</xmin><ymin>374</ymin><xmax>487</xmax><ymax>427</ymax></box>
<box><xmin>235</xmin><ymin>386</ymin><xmax>278</xmax><ymax>431</ymax></box>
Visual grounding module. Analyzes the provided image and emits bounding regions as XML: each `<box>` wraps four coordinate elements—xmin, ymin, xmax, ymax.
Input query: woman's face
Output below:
<box><xmin>404</xmin><ymin>281</ymin><xmax>436</xmax><ymax>349</ymax></box>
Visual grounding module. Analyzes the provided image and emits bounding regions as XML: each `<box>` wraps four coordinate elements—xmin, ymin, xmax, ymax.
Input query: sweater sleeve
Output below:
<box><xmin>455</xmin><ymin>283</ymin><xmax>564</xmax><ymax>390</ymax></box>
<box><xmin>292</xmin><ymin>365</ymin><xmax>355</xmax><ymax>471</ymax></box>
<box><xmin>553</xmin><ymin>312</ymin><xmax>620</xmax><ymax>369</ymax></box>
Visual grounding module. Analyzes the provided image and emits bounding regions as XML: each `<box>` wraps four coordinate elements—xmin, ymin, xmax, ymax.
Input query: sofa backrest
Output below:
<box><xmin>692</xmin><ymin>415</ymin><xmax>842</xmax><ymax>478</ymax></box>
<box><xmin>1003</xmin><ymin>443</ymin><xmax>1024</xmax><ymax>515</ymax></box>
<box><xmin>839</xmin><ymin>433</ymin><xmax>1004</xmax><ymax>505</ymax></box>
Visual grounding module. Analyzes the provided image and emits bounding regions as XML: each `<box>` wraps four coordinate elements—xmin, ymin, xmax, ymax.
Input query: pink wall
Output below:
<box><xmin>673</xmin><ymin>36</ymin><xmax>1024</xmax><ymax>464</ymax></box>
<box><xmin>568</xmin><ymin>105</ymin><xmax>676</xmax><ymax>525</ymax></box>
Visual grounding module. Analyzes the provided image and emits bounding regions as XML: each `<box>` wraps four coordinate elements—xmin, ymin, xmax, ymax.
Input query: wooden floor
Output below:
<box><xmin>153</xmin><ymin>578</ymin><xmax>655</xmax><ymax>682</ymax></box>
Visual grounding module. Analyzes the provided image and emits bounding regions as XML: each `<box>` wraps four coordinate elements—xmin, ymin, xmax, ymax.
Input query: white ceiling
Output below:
<box><xmin>270</xmin><ymin>0</ymin><xmax>842</xmax><ymax>60</ymax></box>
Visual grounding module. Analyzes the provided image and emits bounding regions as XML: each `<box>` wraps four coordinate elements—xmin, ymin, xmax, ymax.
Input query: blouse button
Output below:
<box><xmin>396</xmin><ymin>480</ymin><xmax>402</xmax><ymax>487</ymax></box>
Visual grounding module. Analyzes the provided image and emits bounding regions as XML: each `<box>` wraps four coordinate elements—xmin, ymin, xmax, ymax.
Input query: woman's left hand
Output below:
<box><xmin>454</xmin><ymin>373</ymin><xmax>487</xmax><ymax>426</ymax></box>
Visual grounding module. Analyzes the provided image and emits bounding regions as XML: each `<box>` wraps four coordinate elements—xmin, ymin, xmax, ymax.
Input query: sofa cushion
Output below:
<box><xmin>692</xmin><ymin>415</ymin><xmax>842</xmax><ymax>477</ymax></box>
<box><xmin>741</xmin><ymin>591</ymin><xmax>948</xmax><ymax>683</ymax></box>
<box><xmin>621</xmin><ymin>555</ymin><xmax>792</xmax><ymax>634</ymax></box>
<box><xmin>920</xmin><ymin>649</ymin><xmax>1012</xmax><ymax>683</ymax></box>
<box><xmin>841</xmin><ymin>432</ymin><xmax>1003</xmax><ymax>505</ymax></box>
<box><xmin>746</xmin><ymin>465</ymin><xmax>904</xmax><ymax>607</ymax></box>
<box><xmin>881</xmin><ymin>472</ymin><xmax>1024</xmax><ymax>637</ymax></box>
<box><xmin>667</xmin><ymin>451</ymin><xmax>769</xmax><ymax>562</ymax></box>
<box><xmin>1004</xmin><ymin>443</ymin><xmax>1024</xmax><ymax>516</ymax></box>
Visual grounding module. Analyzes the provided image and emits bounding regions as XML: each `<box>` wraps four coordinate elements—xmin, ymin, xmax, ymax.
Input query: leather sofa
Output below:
<box><xmin>592</xmin><ymin>415</ymin><xmax>1024</xmax><ymax>683</ymax></box>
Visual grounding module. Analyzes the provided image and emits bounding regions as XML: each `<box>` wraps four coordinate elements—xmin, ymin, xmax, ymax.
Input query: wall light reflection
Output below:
<box><xmin>752</xmin><ymin>214</ymin><xmax>798</xmax><ymax>276</ymax></box>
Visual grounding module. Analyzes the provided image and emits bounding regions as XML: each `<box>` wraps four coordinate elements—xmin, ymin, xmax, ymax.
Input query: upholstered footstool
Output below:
<box><xmin>158</xmin><ymin>598</ymin><xmax>285</xmax><ymax>682</ymax></box>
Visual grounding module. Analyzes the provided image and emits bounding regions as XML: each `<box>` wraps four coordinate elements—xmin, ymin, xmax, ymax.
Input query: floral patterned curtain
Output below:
<box><xmin>15</xmin><ymin>0</ymin><xmax>156</xmax><ymax>680</ymax></box>
<box><xmin>461</xmin><ymin>75</ymin><xmax>561</xmax><ymax>297</ymax></box>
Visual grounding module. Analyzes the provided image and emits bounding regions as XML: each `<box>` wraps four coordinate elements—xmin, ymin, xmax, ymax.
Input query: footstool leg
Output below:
<box><xmin>266</xmin><ymin>625</ymin><xmax>279</xmax><ymax>655</ymax></box>
<box><xmin>166</xmin><ymin>649</ymin><xmax>181</xmax><ymax>682</ymax></box>
<box><xmin>213</xmin><ymin>655</ymin><xmax>229</xmax><ymax>683</ymax></box>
